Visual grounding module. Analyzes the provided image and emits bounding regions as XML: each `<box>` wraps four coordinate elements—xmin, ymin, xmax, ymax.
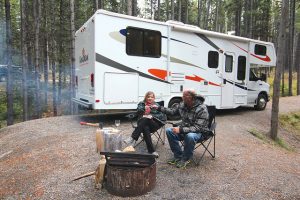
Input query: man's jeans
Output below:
<box><xmin>166</xmin><ymin>127</ymin><xmax>202</xmax><ymax>161</ymax></box>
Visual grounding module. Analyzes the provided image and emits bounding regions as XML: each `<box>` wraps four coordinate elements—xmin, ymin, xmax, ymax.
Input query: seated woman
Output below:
<box><xmin>124</xmin><ymin>91</ymin><xmax>166</xmax><ymax>157</ymax></box>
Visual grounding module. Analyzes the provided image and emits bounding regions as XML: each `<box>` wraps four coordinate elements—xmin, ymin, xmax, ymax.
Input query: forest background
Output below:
<box><xmin>0</xmin><ymin>0</ymin><xmax>299</xmax><ymax>129</ymax></box>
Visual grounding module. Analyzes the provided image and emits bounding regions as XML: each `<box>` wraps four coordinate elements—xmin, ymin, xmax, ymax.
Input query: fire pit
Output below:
<box><xmin>100</xmin><ymin>151</ymin><xmax>157</xmax><ymax>197</ymax></box>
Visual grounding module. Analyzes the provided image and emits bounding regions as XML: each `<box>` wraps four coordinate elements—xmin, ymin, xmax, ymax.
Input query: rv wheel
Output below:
<box><xmin>168</xmin><ymin>98</ymin><xmax>182</xmax><ymax>120</ymax></box>
<box><xmin>255</xmin><ymin>94</ymin><xmax>267</xmax><ymax>111</ymax></box>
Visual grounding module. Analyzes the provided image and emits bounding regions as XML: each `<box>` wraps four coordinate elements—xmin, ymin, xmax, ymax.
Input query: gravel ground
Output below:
<box><xmin>0</xmin><ymin>96</ymin><xmax>300</xmax><ymax>200</ymax></box>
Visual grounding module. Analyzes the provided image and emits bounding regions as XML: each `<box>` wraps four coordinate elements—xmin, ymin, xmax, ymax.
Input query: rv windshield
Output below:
<box><xmin>249</xmin><ymin>69</ymin><xmax>258</xmax><ymax>81</ymax></box>
<box><xmin>249</xmin><ymin>69</ymin><xmax>266</xmax><ymax>82</ymax></box>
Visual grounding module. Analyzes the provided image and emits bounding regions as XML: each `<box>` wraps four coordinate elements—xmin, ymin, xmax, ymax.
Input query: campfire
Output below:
<box><xmin>101</xmin><ymin>151</ymin><xmax>157</xmax><ymax>197</ymax></box>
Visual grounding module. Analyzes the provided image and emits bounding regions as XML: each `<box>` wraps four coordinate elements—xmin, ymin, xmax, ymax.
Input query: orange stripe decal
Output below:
<box><xmin>185</xmin><ymin>74</ymin><xmax>204</xmax><ymax>82</ymax></box>
<box><xmin>208</xmin><ymin>81</ymin><xmax>221</xmax><ymax>86</ymax></box>
<box><xmin>148</xmin><ymin>69</ymin><xmax>168</xmax><ymax>80</ymax></box>
<box><xmin>149</xmin><ymin>68</ymin><xmax>220</xmax><ymax>86</ymax></box>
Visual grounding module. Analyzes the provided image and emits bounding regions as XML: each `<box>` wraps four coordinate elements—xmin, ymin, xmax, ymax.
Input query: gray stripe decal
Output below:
<box><xmin>226</xmin><ymin>79</ymin><xmax>255</xmax><ymax>91</ymax></box>
<box><xmin>161</xmin><ymin>36</ymin><xmax>197</xmax><ymax>47</ymax></box>
<box><xmin>196</xmin><ymin>33</ymin><xmax>221</xmax><ymax>51</ymax></box>
<box><xmin>95</xmin><ymin>53</ymin><xmax>171</xmax><ymax>84</ymax></box>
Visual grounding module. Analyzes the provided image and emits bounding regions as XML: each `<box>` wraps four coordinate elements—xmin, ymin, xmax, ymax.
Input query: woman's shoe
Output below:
<box><xmin>151</xmin><ymin>151</ymin><xmax>159</xmax><ymax>158</ymax></box>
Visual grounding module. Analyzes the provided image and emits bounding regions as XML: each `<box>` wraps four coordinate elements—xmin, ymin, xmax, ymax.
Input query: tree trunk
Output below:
<box><xmin>249</xmin><ymin>0</ymin><xmax>253</xmax><ymax>38</ymax></box>
<box><xmin>43</xmin><ymin>37</ymin><xmax>49</xmax><ymax>105</ymax></box>
<box><xmin>282</xmin><ymin>45</ymin><xmax>287</xmax><ymax>96</ymax></box>
<box><xmin>70</xmin><ymin>0</ymin><xmax>76</xmax><ymax>114</ymax></box>
<box><xmin>0</xmin><ymin>1</ymin><xmax>5</xmax><ymax>64</ymax></box>
<box><xmin>214</xmin><ymin>0</ymin><xmax>219</xmax><ymax>31</ymax></box>
<box><xmin>97</xmin><ymin>0</ymin><xmax>103</xmax><ymax>9</ymax></box>
<box><xmin>157</xmin><ymin>0</ymin><xmax>160</xmax><ymax>21</ymax></box>
<box><xmin>288</xmin><ymin>0</ymin><xmax>295</xmax><ymax>96</ymax></box>
<box><xmin>270</xmin><ymin>0</ymin><xmax>288</xmax><ymax>140</ymax></box>
<box><xmin>185</xmin><ymin>0</ymin><xmax>188</xmax><ymax>24</ymax></box>
<box><xmin>52</xmin><ymin>60</ymin><xmax>57</xmax><ymax>116</ymax></box>
<box><xmin>234</xmin><ymin>0</ymin><xmax>241</xmax><ymax>36</ymax></box>
<box><xmin>296</xmin><ymin>33</ymin><xmax>300</xmax><ymax>95</ymax></box>
<box><xmin>94</xmin><ymin>0</ymin><xmax>98</xmax><ymax>11</ymax></box>
<box><xmin>20</xmin><ymin>0</ymin><xmax>29</xmax><ymax>121</ymax></box>
<box><xmin>33</xmin><ymin>0</ymin><xmax>41</xmax><ymax>118</ymax></box>
<box><xmin>133</xmin><ymin>0</ymin><xmax>137</xmax><ymax>16</ymax></box>
<box><xmin>205</xmin><ymin>0</ymin><xmax>210</xmax><ymax>29</ymax></box>
<box><xmin>127</xmin><ymin>0</ymin><xmax>132</xmax><ymax>16</ymax></box>
<box><xmin>203</xmin><ymin>0</ymin><xmax>208</xmax><ymax>29</ymax></box>
<box><xmin>5</xmin><ymin>0</ymin><xmax>13</xmax><ymax>125</ymax></box>
<box><xmin>150</xmin><ymin>0</ymin><xmax>153</xmax><ymax>19</ymax></box>
<box><xmin>178</xmin><ymin>0</ymin><xmax>181</xmax><ymax>22</ymax></box>
<box><xmin>197</xmin><ymin>0</ymin><xmax>203</xmax><ymax>27</ymax></box>
<box><xmin>243</xmin><ymin>0</ymin><xmax>249</xmax><ymax>37</ymax></box>
<box><xmin>57</xmin><ymin>0</ymin><xmax>63</xmax><ymax>109</ymax></box>
<box><xmin>50</xmin><ymin>0</ymin><xmax>57</xmax><ymax>116</ymax></box>
<box><xmin>171</xmin><ymin>0</ymin><xmax>174</xmax><ymax>20</ymax></box>
<box><xmin>166</xmin><ymin>0</ymin><xmax>169</xmax><ymax>20</ymax></box>
<box><xmin>42</xmin><ymin>0</ymin><xmax>49</xmax><ymax>107</ymax></box>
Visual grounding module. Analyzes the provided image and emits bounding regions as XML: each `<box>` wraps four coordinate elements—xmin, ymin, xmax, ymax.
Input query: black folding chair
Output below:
<box><xmin>125</xmin><ymin>101</ymin><xmax>166</xmax><ymax>150</ymax></box>
<box><xmin>179</xmin><ymin>105</ymin><xmax>216</xmax><ymax>165</ymax></box>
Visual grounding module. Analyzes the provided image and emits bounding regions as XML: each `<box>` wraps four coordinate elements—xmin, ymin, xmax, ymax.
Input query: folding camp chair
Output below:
<box><xmin>179</xmin><ymin>105</ymin><xmax>216</xmax><ymax>165</ymax></box>
<box><xmin>125</xmin><ymin>101</ymin><xmax>166</xmax><ymax>150</ymax></box>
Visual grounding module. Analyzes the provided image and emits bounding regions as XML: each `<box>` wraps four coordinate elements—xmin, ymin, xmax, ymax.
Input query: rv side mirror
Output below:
<box><xmin>260</xmin><ymin>73</ymin><xmax>266</xmax><ymax>82</ymax></box>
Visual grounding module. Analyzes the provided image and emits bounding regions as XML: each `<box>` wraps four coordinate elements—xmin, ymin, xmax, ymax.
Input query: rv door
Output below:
<box><xmin>221</xmin><ymin>52</ymin><xmax>235</xmax><ymax>108</ymax></box>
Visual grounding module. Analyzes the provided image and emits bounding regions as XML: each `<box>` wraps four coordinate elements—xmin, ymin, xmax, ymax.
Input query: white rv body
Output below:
<box><xmin>73</xmin><ymin>10</ymin><xmax>276</xmax><ymax>111</ymax></box>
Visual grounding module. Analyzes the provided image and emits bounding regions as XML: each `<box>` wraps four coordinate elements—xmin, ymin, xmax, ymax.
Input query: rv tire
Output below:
<box><xmin>168</xmin><ymin>98</ymin><xmax>182</xmax><ymax>120</ymax></box>
<box><xmin>255</xmin><ymin>93</ymin><xmax>267</xmax><ymax>111</ymax></box>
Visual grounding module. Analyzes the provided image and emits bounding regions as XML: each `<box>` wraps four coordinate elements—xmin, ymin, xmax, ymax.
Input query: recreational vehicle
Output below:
<box><xmin>72</xmin><ymin>10</ymin><xmax>276</xmax><ymax>114</ymax></box>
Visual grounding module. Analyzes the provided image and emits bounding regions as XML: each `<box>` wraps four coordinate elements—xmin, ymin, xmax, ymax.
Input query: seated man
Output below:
<box><xmin>159</xmin><ymin>89</ymin><xmax>209</xmax><ymax>169</ymax></box>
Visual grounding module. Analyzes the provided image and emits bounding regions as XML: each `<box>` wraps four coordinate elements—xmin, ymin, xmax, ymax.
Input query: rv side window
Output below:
<box><xmin>225</xmin><ymin>54</ymin><xmax>233</xmax><ymax>72</ymax></box>
<box><xmin>254</xmin><ymin>44</ymin><xmax>266</xmax><ymax>56</ymax></box>
<box><xmin>208</xmin><ymin>51</ymin><xmax>219</xmax><ymax>68</ymax></box>
<box><xmin>237</xmin><ymin>56</ymin><xmax>246</xmax><ymax>80</ymax></box>
<box><xmin>126</xmin><ymin>27</ymin><xmax>161</xmax><ymax>58</ymax></box>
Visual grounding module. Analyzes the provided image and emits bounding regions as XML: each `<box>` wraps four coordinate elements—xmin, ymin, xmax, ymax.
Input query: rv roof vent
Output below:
<box><xmin>166</xmin><ymin>20</ymin><xmax>185</xmax><ymax>26</ymax></box>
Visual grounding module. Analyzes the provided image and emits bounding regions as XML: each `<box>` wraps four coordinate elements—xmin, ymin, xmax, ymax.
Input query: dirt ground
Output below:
<box><xmin>0</xmin><ymin>96</ymin><xmax>300</xmax><ymax>200</ymax></box>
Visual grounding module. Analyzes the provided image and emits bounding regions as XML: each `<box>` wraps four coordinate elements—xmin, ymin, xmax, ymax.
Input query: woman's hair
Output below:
<box><xmin>143</xmin><ymin>91</ymin><xmax>155</xmax><ymax>102</ymax></box>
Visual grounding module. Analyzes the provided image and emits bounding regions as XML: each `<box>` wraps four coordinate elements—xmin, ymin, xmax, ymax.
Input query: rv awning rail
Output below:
<box><xmin>170</xmin><ymin>25</ymin><xmax>273</xmax><ymax>46</ymax></box>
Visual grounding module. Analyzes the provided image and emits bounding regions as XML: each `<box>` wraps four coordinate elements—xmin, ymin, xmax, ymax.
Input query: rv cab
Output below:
<box><xmin>247</xmin><ymin>69</ymin><xmax>270</xmax><ymax>110</ymax></box>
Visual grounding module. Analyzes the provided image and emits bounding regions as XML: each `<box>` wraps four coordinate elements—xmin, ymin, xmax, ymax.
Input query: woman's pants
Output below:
<box><xmin>131</xmin><ymin>118</ymin><xmax>161</xmax><ymax>153</ymax></box>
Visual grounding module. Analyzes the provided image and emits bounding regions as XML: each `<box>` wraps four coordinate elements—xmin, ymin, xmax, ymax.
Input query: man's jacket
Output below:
<box><xmin>161</xmin><ymin>96</ymin><xmax>209</xmax><ymax>135</ymax></box>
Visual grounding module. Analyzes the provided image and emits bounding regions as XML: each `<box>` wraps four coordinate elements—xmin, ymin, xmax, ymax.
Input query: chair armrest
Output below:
<box><xmin>209</xmin><ymin>122</ymin><xmax>217</xmax><ymax>132</ymax></box>
<box><xmin>125</xmin><ymin>113</ymin><xmax>137</xmax><ymax>119</ymax></box>
<box><xmin>125</xmin><ymin>113</ymin><xmax>138</xmax><ymax>128</ymax></box>
<box><xmin>166</xmin><ymin>121</ymin><xmax>181</xmax><ymax>127</ymax></box>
